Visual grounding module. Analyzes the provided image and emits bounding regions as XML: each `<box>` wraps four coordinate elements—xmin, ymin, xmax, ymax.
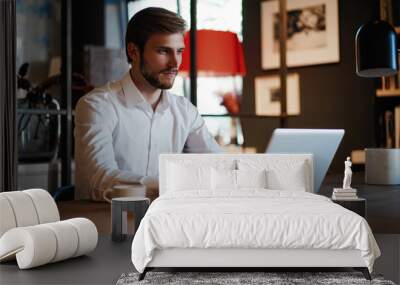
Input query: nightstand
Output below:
<box><xmin>332</xmin><ymin>197</ymin><xmax>366</xmax><ymax>218</ymax></box>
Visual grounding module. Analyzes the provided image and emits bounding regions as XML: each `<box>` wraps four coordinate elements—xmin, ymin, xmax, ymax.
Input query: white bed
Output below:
<box><xmin>131</xmin><ymin>154</ymin><xmax>380</xmax><ymax>280</ymax></box>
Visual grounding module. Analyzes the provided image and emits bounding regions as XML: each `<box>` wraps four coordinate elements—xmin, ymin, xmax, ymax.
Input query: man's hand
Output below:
<box><xmin>140</xmin><ymin>176</ymin><xmax>159</xmax><ymax>189</ymax></box>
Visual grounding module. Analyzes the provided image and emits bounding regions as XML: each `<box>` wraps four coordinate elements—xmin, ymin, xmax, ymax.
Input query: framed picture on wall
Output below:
<box><xmin>261</xmin><ymin>0</ymin><xmax>340</xmax><ymax>70</ymax></box>
<box><xmin>255</xmin><ymin>73</ymin><xmax>300</xmax><ymax>116</ymax></box>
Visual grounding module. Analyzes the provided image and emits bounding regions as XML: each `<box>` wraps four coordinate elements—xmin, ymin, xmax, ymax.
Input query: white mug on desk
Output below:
<box><xmin>102</xmin><ymin>184</ymin><xmax>146</xmax><ymax>203</ymax></box>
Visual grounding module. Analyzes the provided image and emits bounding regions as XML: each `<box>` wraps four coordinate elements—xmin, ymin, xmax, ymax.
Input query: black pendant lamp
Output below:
<box><xmin>356</xmin><ymin>20</ymin><xmax>399</xmax><ymax>77</ymax></box>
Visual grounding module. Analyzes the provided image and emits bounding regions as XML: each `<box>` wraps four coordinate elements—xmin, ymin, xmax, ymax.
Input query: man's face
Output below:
<box><xmin>138</xmin><ymin>33</ymin><xmax>185</xmax><ymax>89</ymax></box>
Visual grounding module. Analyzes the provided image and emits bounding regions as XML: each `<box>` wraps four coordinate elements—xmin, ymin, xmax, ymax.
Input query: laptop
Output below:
<box><xmin>265</xmin><ymin>129</ymin><xmax>345</xmax><ymax>192</ymax></box>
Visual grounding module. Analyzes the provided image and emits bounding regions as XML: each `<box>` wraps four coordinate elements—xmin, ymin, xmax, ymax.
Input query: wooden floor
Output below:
<box><xmin>0</xmin><ymin>235</ymin><xmax>134</xmax><ymax>285</ymax></box>
<box><xmin>1</xmin><ymin>234</ymin><xmax>398</xmax><ymax>285</ymax></box>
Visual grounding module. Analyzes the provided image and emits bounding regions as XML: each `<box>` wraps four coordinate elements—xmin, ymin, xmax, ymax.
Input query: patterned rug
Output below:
<box><xmin>116</xmin><ymin>271</ymin><xmax>396</xmax><ymax>285</ymax></box>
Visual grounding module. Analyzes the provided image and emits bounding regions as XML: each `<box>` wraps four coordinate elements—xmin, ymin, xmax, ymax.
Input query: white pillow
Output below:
<box><xmin>266</xmin><ymin>162</ymin><xmax>308</xmax><ymax>191</ymax></box>
<box><xmin>236</xmin><ymin>169</ymin><xmax>267</xmax><ymax>188</ymax></box>
<box><xmin>211</xmin><ymin>169</ymin><xmax>268</xmax><ymax>190</ymax></box>
<box><xmin>167</xmin><ymin>162</ymin><xmax>211</xmax><ymax>191</ymax></box>
<box><xmin>238</xmin><ymin>159</ymin><xmax>309</xmax><ymax>191</ymax></box>
<box><xmin>211</xmin><ymin>168</ymin><xmax>236</xmax><ymax>190</ymax></box>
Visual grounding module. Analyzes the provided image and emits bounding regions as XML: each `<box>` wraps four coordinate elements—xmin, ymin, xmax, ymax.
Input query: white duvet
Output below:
<box><xmin>131</xmin><ymin>190</ymin><xmax>380</xmax><ymax>273</ymax></box>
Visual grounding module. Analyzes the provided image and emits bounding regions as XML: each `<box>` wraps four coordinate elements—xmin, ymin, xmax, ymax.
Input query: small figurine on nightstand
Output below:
<box><xmin>343</xmin><ymin>156</ymin><xmax>353</xmax><ymax>189</ymax></box>
<box><xmin>332</xmin><ymin>157</ymin><xmax>358</xmax><ymax>200</ymax></box>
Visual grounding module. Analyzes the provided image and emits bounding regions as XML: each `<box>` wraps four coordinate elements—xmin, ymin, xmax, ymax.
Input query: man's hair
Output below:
<box><xmin>125</xmin><ymin>7</ymin><xmax>186</xmax><ymax>63</ymax></box>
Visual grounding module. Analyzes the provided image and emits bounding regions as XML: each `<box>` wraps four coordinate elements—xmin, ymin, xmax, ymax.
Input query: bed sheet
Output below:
<box><xmin>131</xmin><ymin>190</ymin><xmax>380</xmax><ymax>273</ymax></box>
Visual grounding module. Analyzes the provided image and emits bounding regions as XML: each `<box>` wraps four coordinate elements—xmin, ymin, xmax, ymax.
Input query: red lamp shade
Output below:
<box><xmin>179</xmin><ymin>30</ymin><xmax>246</xmax><ymax>76</ymax></box>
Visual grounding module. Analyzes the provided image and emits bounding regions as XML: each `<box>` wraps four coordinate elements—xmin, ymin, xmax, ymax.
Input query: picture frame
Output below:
<box><xmin>255</xmin><ymin>73</ymin><xmax>300</xmax><ymax>116</ymax></box>
<box><xmin>261</xmin><ymin>0</ymin><xmax>340</xmax><ymax>70</ymax></box>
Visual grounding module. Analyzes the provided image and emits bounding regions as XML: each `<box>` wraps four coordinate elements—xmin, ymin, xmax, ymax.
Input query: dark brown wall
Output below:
<box><xmin>241</xmin><ymin>0</ymin><xmax>380</xmax><ymax>172</ymax></box>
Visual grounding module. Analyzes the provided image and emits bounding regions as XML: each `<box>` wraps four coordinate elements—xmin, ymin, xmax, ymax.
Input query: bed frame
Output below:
<box><xmin>140</xmin><ymin>248</ymin><xmax>370</xmax><ymax>280</ymax></box>
<box><xmin>138</xmin><ymin>154</ymin><xmax>371</xmax><ymax>281</ymax></box>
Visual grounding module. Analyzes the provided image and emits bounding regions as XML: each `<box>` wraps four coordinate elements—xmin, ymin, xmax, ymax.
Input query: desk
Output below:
<box><xmin>57</xmin><ymin>200</ymin><xmax>113</xmax><ymax>234</ymax></box>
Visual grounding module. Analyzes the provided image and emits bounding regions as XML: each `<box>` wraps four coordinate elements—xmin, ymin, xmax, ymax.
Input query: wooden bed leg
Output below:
<box><xmin>354</xmin><ymin>267</ymin><xmax>371</xmax><ymax>280</ymax></box>
<box><xmin>138</xmin><ymin>268</ymin><xmax>148</xmax><ymax>281</ymax></box>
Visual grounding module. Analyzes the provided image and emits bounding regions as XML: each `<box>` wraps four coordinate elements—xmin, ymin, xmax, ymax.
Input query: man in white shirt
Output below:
<box><xmin>74</xmin><ymin>7</ymin><xmax>221</xmax><ymax>201</ymax></box>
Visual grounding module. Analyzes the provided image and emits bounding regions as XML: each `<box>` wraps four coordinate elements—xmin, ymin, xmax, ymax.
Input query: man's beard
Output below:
<box><xmin>140</xmin><ymin>54</ymin><xmax>177</xmax><ymax>90</ymax></box>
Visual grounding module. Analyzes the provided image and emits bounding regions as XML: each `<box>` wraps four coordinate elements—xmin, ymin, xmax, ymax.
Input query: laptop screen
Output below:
<box><xmin>265</xmin><ymin>129</ymin><xmax>344</xmax><ymax>192</ymax></box>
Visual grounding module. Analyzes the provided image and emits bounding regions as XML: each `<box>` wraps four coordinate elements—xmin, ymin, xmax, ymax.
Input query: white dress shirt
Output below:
<box><xmin>74</xmin><ymin>72</ymin><xmax>221</xmax><ymax>200</ymax></box>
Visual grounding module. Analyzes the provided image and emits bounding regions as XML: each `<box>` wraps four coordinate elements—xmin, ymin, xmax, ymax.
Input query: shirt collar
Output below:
<box><xmin>120</xmin><ymin>71</ymin><xmax>170</xmax><ymax>114</ymax></box>
<box><xmin>121</xmin><ymin>71</ymin><xmax>146</xmax><ymax>107</ymax></box>
<box><xmin>156</xmin><ymin>91</ymin><xmax>170</xmax><ymax>114</ymax></box>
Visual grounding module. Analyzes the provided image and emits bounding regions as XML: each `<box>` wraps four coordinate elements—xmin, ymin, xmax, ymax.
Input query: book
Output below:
<box><xmin>332</xmin><ymin>194</ymin><xmax>359</xmax><ymax>200</ymax></box>
<box><xmin>332</xmin><ymin>197</ymin><xmax>359</xmax><ymax>201</ymax></box>
<box><xmin>332</xmin><ymin>187</ymin><xmax>358</xmax><ymax>200</ymax></box>
<box><xmin>333</xmin><ymin>188</ymin><xmax>357</xmax><ymax>193</ymax></box>
<box><xmin>378</xmin><ymin>115</ymin><xmax>385</xmax><ymax>147</ymax></box>
<box><xmin>333</xmin><ymin>193</ymin><xmax>358</xmax><ymax>197</ymax></box>
<box><xmin>385</xmin><ymin>110</ymin><xmax>394</xmax><ymax>148</ymax></box>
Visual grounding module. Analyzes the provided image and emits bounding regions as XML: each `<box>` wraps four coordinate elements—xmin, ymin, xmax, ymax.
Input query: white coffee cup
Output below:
<box><xmin>102</xmin><ymin>184</ymin><xmax>146</xmax><ymax>203</ymax></box>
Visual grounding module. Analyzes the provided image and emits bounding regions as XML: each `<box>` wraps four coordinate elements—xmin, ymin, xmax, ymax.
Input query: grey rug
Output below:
<box><xmin>116</xmin><ymin>272</ymin><xmax>396</xmax><ymax>285</ymax></box>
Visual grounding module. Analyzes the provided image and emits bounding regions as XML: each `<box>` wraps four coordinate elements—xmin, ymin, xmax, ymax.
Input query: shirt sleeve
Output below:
<box><xmin>74</xmin><ymin>93</ymin><xmax>151</xmax><ymax>201</ymax></box>
<box><xmin>183</xmin><ymin>100</ymin><xmax>223</xmax><ymax>153</ymax></box>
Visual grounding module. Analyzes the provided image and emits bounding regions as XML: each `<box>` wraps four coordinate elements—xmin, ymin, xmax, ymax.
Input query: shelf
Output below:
<box><xmin>376</xmin><ymin>89</ymin><xmax>400</xmax><ymax>97</ymax></box>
